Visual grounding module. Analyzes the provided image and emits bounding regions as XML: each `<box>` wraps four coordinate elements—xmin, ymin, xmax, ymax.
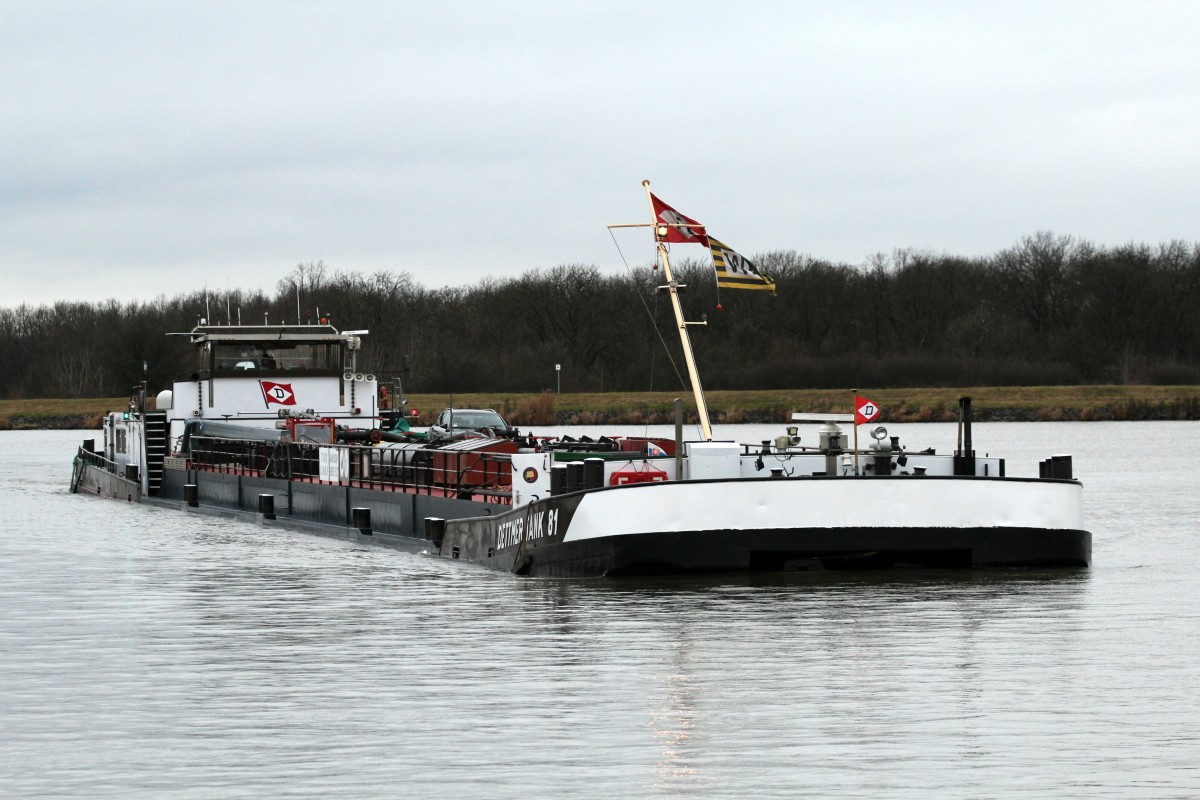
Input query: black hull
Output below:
<box><xmin>473</xmin><ymin>526</ymin><xmax>1092</xmax><ymax>577</ymax></box>
<box><xmin>156</xmin><ymin>467</ymin><xmax>508</xmax><ymax>535</ymax></box>
<box><xmin>440</xmin><ymin>477</ymin><xmax>1091</xmax><ymax>577</ymax></box>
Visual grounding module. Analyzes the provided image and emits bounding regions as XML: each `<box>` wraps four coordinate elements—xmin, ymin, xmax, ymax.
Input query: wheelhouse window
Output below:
<box><xmin>210</xmin><ymin>342</ymin><xmax>343</xmax><ymax>375</ymax></box>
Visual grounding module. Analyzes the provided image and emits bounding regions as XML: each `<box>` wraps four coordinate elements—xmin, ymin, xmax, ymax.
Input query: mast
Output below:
<box><xmin>642</xmin><ymin>180</ymin><xmax>713</xmax><ymax>441</ymax></box>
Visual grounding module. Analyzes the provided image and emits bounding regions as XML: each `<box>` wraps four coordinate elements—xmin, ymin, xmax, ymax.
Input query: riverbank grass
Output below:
<box><xmin>2</xmin><ymin>385</ymin><xmax>1197</xmax><ymax>429</ymax></box>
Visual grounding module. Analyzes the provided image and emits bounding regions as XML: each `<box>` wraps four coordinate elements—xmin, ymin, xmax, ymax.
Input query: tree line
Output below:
<box><xmin>2</xmin><ymin>232</ymin><xmax>1198</xmax><ymax>400</ymax></box>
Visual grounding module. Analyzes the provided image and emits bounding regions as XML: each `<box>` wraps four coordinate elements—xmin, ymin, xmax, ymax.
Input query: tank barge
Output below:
<box><xmin>68</xmin><ymin>321</ymin><xmax>1089</xmax><ymax>577</ymax></box>
<box><xmin>69</xmin><ymin>184</ymin><xmax>1090</xmax><ymax>576</ymax></box>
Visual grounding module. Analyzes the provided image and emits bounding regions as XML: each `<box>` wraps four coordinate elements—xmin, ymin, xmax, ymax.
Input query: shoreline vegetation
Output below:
<box><xmin>3</xmin><ymin>385</ymin><xmax>1198</xmax><ymax>430</ymax></box>
<box><xmin>7</xmin><ymin>241</ymin><xmax>1200</xmax><ymax>404</ymax></box>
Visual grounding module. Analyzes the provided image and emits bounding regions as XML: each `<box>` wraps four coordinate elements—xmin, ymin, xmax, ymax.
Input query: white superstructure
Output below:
<box><xmin>155</xmin><ymin>323</ymin><xmax>376</xmax><ymax>451</ymax></box>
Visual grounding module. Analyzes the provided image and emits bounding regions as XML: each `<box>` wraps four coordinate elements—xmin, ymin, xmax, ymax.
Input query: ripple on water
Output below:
<box><xmin>1</xmin><ymin>427</ymin><xmax>1199</xmax><ymax>798</ymax></box>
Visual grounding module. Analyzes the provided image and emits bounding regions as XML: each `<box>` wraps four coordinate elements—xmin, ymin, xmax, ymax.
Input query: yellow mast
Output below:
<box><xmin>641</xmin><ymin>180</ymin><xmax>713</xmax><ymax>442</ymax></box>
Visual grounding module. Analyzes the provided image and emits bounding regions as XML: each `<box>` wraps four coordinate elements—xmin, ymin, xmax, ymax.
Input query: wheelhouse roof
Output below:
<box><xmin>173</xmin><ymin>324</ymin><xmax>352</xmax><ymax>345</ymax></box>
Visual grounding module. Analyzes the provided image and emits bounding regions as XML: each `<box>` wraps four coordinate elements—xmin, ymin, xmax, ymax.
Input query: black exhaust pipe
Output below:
<box><xmin>954</xmin><ymin>396</ymin><xmax>976</xmax><ymax>476</ymax></box>
<box><xmin>960</xmin><ymin>396</ymin><xmax>973</xmax><ymax>457</ymax></box>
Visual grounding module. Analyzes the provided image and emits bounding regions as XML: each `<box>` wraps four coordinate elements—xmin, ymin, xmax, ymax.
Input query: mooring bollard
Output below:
<box><xmin>566</xmin><ymin>461</ymin><xmax>584</xmax><ymax>493</ymax></box>
<box><xmin>184</xmin><ymin>483</ymin><xmax>198</xmax><ymax>508</ymax></box>
<box><xmin>424</xmin><ymin>517</ymin><xmax>445</xmax><ymax>548</ymax></box>
<box><xmin>1050</xmin><ymin>454</ymin><xmax>1073</xmax><ymax>480</ymax></box>
<box><xmin>351</xmin><ymin>506</ymin><xmax>372</xmax><ymax>535</ymax></box>
<box><xmin>583</xmin><ymin>457</ymin><xmax>605</xmax><ymax>490</ymax></box>
<box><xmin>549</xmin><ymin>464</ymin><xmax>567</xmax><ymax>496</ymax></box>
<box><xmin>258</xmin><ymin>494</ymin><xmax>275</xmax><ymax>520</ymax></box>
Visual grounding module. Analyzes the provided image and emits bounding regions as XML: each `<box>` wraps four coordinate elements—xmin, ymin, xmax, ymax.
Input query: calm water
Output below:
<box><xmin>2</xmin><ymin>423</ymin><xmax>1198</xmax><ymax>798</ymax></box>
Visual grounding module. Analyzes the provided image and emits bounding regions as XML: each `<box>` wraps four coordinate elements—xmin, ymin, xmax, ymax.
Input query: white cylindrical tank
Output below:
<box><xmin>372</xmin><ymin>441</ymin><xmax>427</xmax><ymax>479</ymax></box>
<box><xmin>155</xmin><ymin>390</ymin><xmax>173</xmax><ymax>410</ymax></box>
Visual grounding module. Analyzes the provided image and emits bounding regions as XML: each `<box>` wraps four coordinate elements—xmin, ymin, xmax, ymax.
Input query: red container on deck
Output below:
<box><xmin>616</xmin><ymin>436</ymin><xmax>676</xmax><ymax>457</ymax></box>
<box><xmin>610</xmin><ymin>463</ymin><xmax>669</xmax><ymax>486</ymax></box>
<box><xmin>288</xmin><ymin>417</ymin><xmax>335</xmax><ymax>444</ymax></box>
<box><xmin>429</xmin><ymin>438</ymin><xmax>518</xmax><ymax>488</ymax></box>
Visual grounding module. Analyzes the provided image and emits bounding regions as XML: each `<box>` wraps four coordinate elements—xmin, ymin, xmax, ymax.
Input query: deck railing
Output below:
<box><xmin>75</xmin><ymin>445</ymin><xmax>116</xmax><ymax>472</ymax></box>
<box><xmin>187</xmin><ymin>436</ymin><xmax>514</xmax><ymax>503</ymax></box>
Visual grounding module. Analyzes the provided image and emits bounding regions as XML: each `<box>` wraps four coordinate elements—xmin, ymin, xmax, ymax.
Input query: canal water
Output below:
<box><xmin>1</xmin><ymin>423</ymin><xmax>1197</xmax><ymax>798</ymax></box>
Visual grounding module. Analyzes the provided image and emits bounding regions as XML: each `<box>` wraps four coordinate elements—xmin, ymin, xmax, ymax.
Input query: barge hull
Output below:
<box><xmin>156</xmin><ymin>468</ymin><xmax>504</xmax><ymax>537</ymax></box>
<box><xmin>75</xmin><ymin>462</ymin><xmax>1090</xmax><ymax>578</ymax></box>
<box><xmin>73</xmin><ymin>460</ymin><xmax>141</xmax><ymax>503</ymax></box>
<box><xmin>480</xmin><ymin>526</ymin><xmax>1092</xmax><ymax>577</ymax></box>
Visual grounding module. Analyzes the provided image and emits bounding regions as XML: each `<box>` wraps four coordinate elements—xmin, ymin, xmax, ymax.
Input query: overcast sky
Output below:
<box><xmin>3</xmin><ymin>0</ymin><xmax>1199</xmax><ymax>306</ymax></box>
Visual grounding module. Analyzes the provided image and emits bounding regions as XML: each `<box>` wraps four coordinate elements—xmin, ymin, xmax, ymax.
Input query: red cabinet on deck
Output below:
<box><xmin>428</xmin><ymin>438</ymin><xmax>518</xmax><ymax>488</ymax></box>
<box><xmin>610</xmin><ymin>463</ymin><xmax>669</xmax><ymax>486</ymax></box>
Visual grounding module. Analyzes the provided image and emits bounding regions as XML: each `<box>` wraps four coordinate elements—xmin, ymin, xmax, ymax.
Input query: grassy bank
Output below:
<box><xmin>4</xmin><ymin>385</ymin><xmax>1198</xmax><ymax>430</ymax></box>
<box><xmin>420</xmin><ymin>385</ymin><xmax>1200</xmax><ymax>426</ymax></box>
<box><xmin>0</xmin><ymin>397</ymin><xmax>124</xmax><ymax>430</ymax></box>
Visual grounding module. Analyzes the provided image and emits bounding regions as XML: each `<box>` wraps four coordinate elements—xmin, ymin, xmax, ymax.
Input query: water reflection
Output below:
<box><xmin>528</xmin><ymin>568</ymin><xmax>1091</xmax><ymax>605</ymax></box>
<box><xmin>648</xmin><ymin>640</ymin><xmax>712</xmax><ymax>793</ymax></box>
<box><xmin>518</xmin><ymin>569</ymin><xmax>1092</xmax><ymax>793</ymax></box>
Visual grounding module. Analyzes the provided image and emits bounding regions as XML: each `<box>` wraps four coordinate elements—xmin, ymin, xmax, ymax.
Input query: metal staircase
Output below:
<box><xmin>144</xmin><ymin>411</ymin><xmax>168</xmax><ymax>495</ymax></box>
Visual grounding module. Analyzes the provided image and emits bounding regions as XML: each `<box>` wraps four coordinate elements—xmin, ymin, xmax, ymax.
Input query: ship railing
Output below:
<box><xmin>75</xmin><ymin>444</ymin><xmax>116</xmax><ymax>471</ymax></box>
<box><xmin>364</xmin><ymin>444</ymin><xmax>514</xmax><ymax>501</ymax></box>
<box><xmin>302</xmin><ymin>442</ymin><xmax>514</xmax><ymax>502</ymax></box>
<box><xmin>188</xmin><ymin>436</ymin><xmax>277</xmax><ymax>476</ymax></box>
<box><xmin>187</xmin><ymin>436</ymin><xmax>513</xmax><ymax>503</ymax></box>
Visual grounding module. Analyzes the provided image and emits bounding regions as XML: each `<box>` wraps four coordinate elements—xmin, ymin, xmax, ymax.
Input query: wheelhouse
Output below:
<box><xmin>192</xmin><ymin>325</ymin><xmax>347</xmax><ymax>378</ymax></box>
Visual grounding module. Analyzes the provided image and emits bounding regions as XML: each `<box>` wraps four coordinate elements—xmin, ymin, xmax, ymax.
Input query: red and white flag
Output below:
<box><xmin>260</xmin><ymin>380</ymin><xmax>297</xmax><ymax>407</ymax></box>
<box><xmin>650</xmin><ymin>193</ymin><xmax>708</xmax><ymax>246</ymax></box>
<box><xmin>855</xmin><ymin>395</ymin><xmax>880</xmax><ymax>425</ymax></box>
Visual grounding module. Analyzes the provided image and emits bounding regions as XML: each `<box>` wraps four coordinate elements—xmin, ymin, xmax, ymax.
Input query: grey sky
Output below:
<box><xmin>3</xmin><ymin>0</ymin><xmax>1198</xmax><ymax>306</ymax></box>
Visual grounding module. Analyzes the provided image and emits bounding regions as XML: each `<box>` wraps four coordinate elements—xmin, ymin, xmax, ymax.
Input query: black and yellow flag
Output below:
<box><xmin>709</xmin><ymin>238</ymin><xmax>776</xmax><ymax>292</ymax></box>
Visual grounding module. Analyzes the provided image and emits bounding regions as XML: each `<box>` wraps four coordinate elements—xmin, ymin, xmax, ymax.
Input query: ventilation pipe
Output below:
<box><xmin>954</xmin><ymin>396</ymin><xmax>976</xmax><ymax>476</ymax></box>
